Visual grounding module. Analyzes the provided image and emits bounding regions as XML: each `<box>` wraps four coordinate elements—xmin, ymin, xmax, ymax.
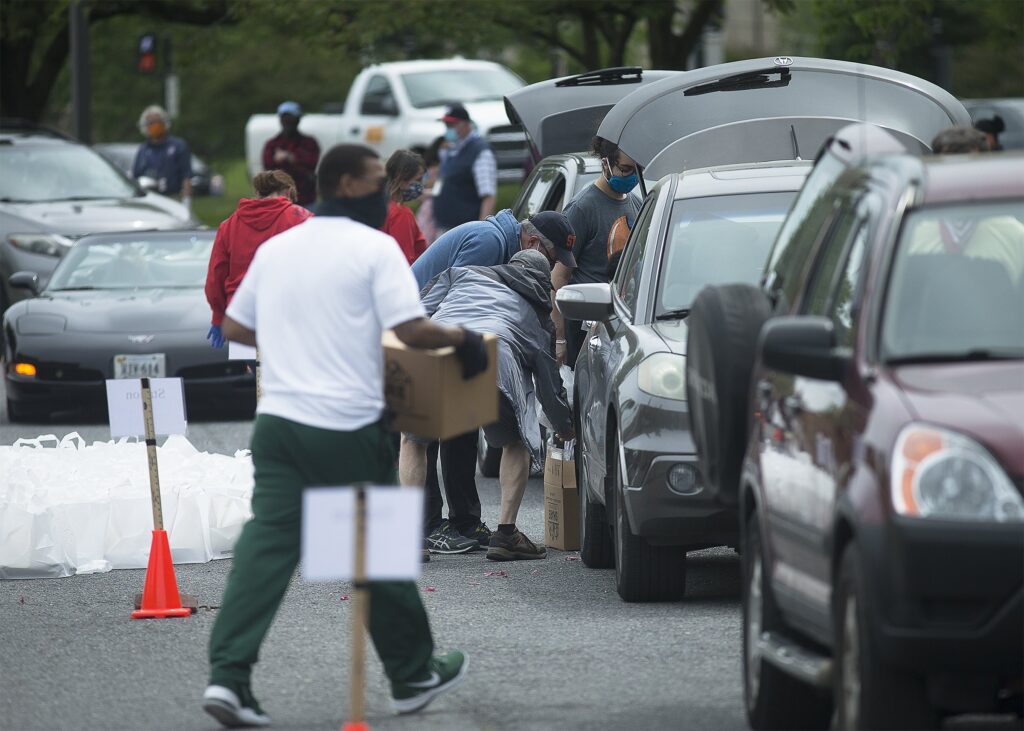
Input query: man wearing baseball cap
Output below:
<box><xmin>405</xmin><ymin>207</ymin><xmax>575</xmax><ymax>556</ymax></box>
<box><xmin>432</xmin><ymin>102</ymin><xmax>498</xmax><ymax>232</ymax></box>
<box><xmin>262</xmin><ymin>101</ymin><xmax>321</xmax><ymax>207</ymax></box>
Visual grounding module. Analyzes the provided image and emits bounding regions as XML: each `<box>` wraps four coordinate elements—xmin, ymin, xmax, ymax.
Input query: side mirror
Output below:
<box><xmin>8</xmin><ymin>271</ymin><xmax>40</xmax><ymax>295</ymax></box>
<box><xmin>556</xmin><ymin>283</ymin><xmax>613</xmax><ymax>322</ymax></box>
<box><xmin>759</xmin><ymin>316</ymin><xmax>850</xmax><ymax>382</ymax></box>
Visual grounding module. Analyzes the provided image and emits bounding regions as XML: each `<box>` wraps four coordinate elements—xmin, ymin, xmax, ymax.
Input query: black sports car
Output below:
<box><xmin>3</xmin><ymin>230</ymin><xmax>254</xmax><ymax>422</ymax></box>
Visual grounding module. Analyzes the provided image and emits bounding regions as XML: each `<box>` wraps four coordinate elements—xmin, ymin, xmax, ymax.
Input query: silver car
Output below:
<box><xmin>0</xmin><ymin>124</ymin><xmax>196</xmax><ymax>315</ymax></box>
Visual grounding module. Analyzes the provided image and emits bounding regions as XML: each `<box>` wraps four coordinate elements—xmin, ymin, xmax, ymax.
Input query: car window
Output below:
<box><xmin>0</xmin><ymin>143</ymin><xmax>137</xmax><ymax>202</ymax></box>
<box><xmin>544</xmin><ymin>174</ymin><xmax>567</xmax><ymax>212</ymax></box>
<box><xmin>522</xmin><ymin>167</ymin><xmax>561</xmax><ymax>217</ymax></box>
<box><xmin>400</xmin><ymin>68</ymin><xmax>523</xmax><ymax>109</ymax></box>
<box><xmin>616</xmin><ymin>195</ymin><xmax>657</xmax><ymax>319</ymax></box>
<box><xmin>763</xmin><ymin>152</ymin><xmax>847</xmax><ymax>312</ymax></box>
<box><xmin>801</xmin><ymin>204</ymin><xmax>862</xmax><ymax>316</ymax></box>
<box><xmin>48</xmin><ymin>235</ymin><xmax>215</xmax><ymax>291</ymax></box>
<box><xmin>361</xmin><ymin>75</ymin><xmax>397</xmax><ymax>116</ymax></box>
<box><xmin>656</xmin><ymin>191</ymin><xmax>795</xmax><ymax>317</ymax></box>
<box><xmin>881</xmin><ymin>200</ymin><xmax>1024</xmax><ymax>362</ymax></box>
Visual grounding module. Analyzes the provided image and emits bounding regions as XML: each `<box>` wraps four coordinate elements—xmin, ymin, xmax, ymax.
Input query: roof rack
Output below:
<box><xmin>555</xmin><ymin>66</ymin><xmax>644</xmax><ymax>88</ymax></box>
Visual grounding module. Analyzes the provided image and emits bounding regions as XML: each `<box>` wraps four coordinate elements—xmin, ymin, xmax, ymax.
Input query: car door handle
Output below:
<box><xmin>350</xmin><ymin>126</ymin><xmax>361</xmax><ymax>135</ymax></box>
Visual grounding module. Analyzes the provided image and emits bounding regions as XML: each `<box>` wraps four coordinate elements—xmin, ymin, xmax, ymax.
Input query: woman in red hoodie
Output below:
<box><xmin>204</xmin><ymin>170</ymin><xmax>312</xmax><ymax>347</ymax></box>
<box><xmin>382</xmin><ymin>149</ymin><xmax>428</xmax><ymax>265</ymax></box>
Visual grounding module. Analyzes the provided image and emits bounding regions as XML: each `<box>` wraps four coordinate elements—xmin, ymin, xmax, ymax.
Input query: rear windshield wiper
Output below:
<box><xmin>655</xmin><ymin>308</ymin><xmax>691</xmax><ymax>321</ymax></box>
<box><xmin>886</xmin><ymin>349</ymin><xmax>1023</xmax><ymax>365</ymax></box>
<box><xmin>50</xmin><ymin>286</ymin><xmax>100</xmax><ymax>291</ymax></box>
<box><xmin>684</xmin><ymin>68</ymin><xmax>791</xmax><ymax>97</ymax></box>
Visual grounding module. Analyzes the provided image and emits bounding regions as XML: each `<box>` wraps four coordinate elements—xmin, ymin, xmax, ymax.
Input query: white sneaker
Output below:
<box><xmin>202</xmin><ymin>684</ymin><xmax>271</xmax><ymax>728</ymax></box>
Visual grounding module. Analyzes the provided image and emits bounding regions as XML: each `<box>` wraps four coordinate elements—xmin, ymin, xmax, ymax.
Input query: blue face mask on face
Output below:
<box><xmin>444</xmin><ymin>127</ymin><xmax>459</xmax><ymax>144</ymax></box>
<box><xmin>604</xmin><ymin>157</ymin><xmax>639</xmax><ymax>194</ymax></box>
<box><xmin>401</xmin><ymin>181</ymin><xmax>424</xmax><ymax>202</ymax></box>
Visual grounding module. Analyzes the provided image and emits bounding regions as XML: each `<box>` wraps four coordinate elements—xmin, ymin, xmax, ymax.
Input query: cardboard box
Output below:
<box><xmin>544</xmin><ymin>446</ymin><xmax>579</xmax><ymax>551</ymax></box>
<box><xmin>382</xmin><ymin>331</ymin><xmax>498</xmax><ymax>441</ymax></box>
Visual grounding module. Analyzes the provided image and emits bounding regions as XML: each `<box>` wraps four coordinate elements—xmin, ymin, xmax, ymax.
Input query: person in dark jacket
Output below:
<box><xmin>205</xmin><ymin>171</ymin><xmax>312</xmax><ymax>347</ymax></box>
<box><xmin>401</xmin><ymin>249</ymin><xmax>574</xmax><ymax>561</ymax></box>
<box><xmin>432</xmin><ymin>103</ymin><xmax>496</xmax><ymax>232</ymax></box>
<box><xmin>261</xmin><ymin>101</ymin><xmax>321</xmax><ymax>207</ymax></box>
<box><xmin>133</xmin><ymin>104</ymin><xmax>193</xmax><ymax>208</ymax></box>
<box><xmin>406</xmin><ymin>209</ymin><xmax>577</xmax><ymax>555</ymax></box>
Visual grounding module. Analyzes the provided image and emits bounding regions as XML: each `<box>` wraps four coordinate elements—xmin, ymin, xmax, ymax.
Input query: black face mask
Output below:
<box><xmin>317</xmin><ymin>189</ymin><xmax>389</xmax><ymax>229</ymax></box>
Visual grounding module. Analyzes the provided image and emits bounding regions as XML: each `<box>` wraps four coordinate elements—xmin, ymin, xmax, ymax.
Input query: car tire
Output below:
<box><xmin>686</xmin><ymin>284</ymin><xmax>771</xmax><ymax>501</ymax></box>
<box><xmin>611</xmin><ymin>429</ymin><xmax>686</xmax><ymax>602</ymax></box>
<box><xmin>578</xmin><ymin>435</ymin><xmax>613</xmax><ymax>568</ymax></box>
<box><xmin>477</xmin><ymin>430</ymin><xmax>501</xmax><ymax>478</ymax></box>
<box><xmin>743</xmin><ymin>512</ymin><xmax>833</xmax><ymax>730</ymax></box>
<box><xmin>835</xmin><ymin>545</ymin><xmax>937</xmax><ymax>730</ymax></box>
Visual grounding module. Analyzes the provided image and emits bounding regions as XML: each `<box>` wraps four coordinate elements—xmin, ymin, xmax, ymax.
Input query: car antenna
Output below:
<box><xmin>789</xmin><ymin>124</ymin><xmax>801</xmax><ymax>160</ymax></box>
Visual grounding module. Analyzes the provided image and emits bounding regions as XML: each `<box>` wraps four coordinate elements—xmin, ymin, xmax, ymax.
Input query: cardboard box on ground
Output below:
<box><xmin>382</xmin><ymin>331</ymin><xmax>498</xmax><ymax>441</ymax></box>
<box><xmin>544</xmin><ymin>440</ymin><xmax>579</xmax><ymax>551</ymax></box>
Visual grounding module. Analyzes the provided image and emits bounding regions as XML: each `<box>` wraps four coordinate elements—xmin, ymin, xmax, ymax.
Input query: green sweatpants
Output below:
<box><xmin>208</xmin><ymin>414</ymin><xmax>434</xmax><ymax>688</ymax></box>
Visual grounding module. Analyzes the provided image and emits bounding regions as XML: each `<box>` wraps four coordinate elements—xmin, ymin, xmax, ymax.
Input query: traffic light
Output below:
<box><xmin>137</xmin><ymin>33</ymin><xmax>157</xmax><ymax>74</ymax></box>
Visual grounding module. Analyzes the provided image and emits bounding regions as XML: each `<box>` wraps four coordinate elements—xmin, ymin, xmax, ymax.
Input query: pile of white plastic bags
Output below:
<box><xmin>0</xmin><ymin>433</ymin><xmax>254</xmax><ymax>579</ymax></box>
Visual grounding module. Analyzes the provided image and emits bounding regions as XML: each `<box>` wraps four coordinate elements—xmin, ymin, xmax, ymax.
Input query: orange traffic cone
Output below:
<box><xmin>131</xmin><ymin>530</ymin><xmax>192</xmax><ymax>619</ymax></box>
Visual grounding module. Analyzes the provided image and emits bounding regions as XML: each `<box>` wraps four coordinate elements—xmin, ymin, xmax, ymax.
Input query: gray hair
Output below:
<box><xmin>931</xmin><ymin>126</ymin><xmax>988</xmax><ymax>154</ymax></box>
<box><xmin>520</xmin><ymin>219</ymin><xmax>554</xmax><ymax>250</ymax></box>
<box><xmin>138</xmin><ymin>104</ymin><xmax>171</xmax><ymax>134</ymax></box>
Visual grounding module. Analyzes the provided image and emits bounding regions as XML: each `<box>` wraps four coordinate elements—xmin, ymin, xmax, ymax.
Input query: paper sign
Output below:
<box><xmin>301</xmin><ymin>486</ymin><xmax>424</xmax><ymax>582</ymax></box>
<box><xmin>228</xmin><ymin>342</ymin><xmax>258</xmax><ymax>361</ymax></box>
<box><xmin>105</xmin><ymin>378</ymin><xmax>187</xmax><ymax>437</ymax></box>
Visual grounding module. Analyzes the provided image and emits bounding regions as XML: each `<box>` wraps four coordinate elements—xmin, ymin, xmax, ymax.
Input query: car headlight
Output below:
<box><xmin>16</xmin><ymin>314</ymin><xmax>66</xmax><ymax>335</ymax></box>
<box><xmin>637</xmin><ymin>353</ymin><xmax>687</xmax><ymax>401</ymax></box>
<box><xmin>7</xmin><ymin>233</ymin><xmax>73</xmax><ymax>257</ymax></box>
<box><xmin>891</xmin><ymin>424</ymin><xmax>1024</xmax><ymax>523</ymax></box>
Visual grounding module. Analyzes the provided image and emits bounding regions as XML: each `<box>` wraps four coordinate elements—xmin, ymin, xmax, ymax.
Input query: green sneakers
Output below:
<box><xmin>391</xmin><ymin>651</ymin><xmax>469</xmax><ymax>714</ymax></box>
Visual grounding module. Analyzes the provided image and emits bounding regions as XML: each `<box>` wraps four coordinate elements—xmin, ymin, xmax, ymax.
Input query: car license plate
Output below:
<box><xmin>113</xmin><ymin>354</ymin><xmax>166</xmax><ymax>379</ymax></box>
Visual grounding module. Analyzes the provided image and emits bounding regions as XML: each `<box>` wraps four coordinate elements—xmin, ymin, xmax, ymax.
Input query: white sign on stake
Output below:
<box><xmin>301</xmin><ymin>487</ymin><xmax>424</xmax><ymax>582</ymax></box>
<box><xmin>105</xmin><ymin>378</ymin><xmax>188</xmax><ymax>438</ymax></box>
<box><xmin>228</xmin><ymin>342</ymin><xmax>258</xmax><ymax>361</ymax></box>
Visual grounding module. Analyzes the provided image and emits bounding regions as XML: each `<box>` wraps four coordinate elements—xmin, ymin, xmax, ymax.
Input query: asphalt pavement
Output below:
<box><xmin>0</xmin><ymin>383</ymin><xmax>746</xmax><ymax>731</ymax></box>
<box><xmin>2</xmin><ymin>382</ymin><xmax>1017</xmax><ymax>731</ymax></box>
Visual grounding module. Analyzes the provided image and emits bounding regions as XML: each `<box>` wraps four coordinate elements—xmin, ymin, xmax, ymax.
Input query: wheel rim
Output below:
<box><xmin>841</xmin><ymin>593</ymin><xmax>862</xmax><ymax>729</ymax></box>
<box><xmin>745</xmin><ymin>546</ymin><xmax>763</xmax><ymax>709</ymax></box>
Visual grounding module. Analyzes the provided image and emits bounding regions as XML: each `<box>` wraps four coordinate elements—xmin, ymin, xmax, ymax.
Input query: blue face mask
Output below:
<box><xmin>401</xmin><ymin>181</ymin><xmax>424</xmax><ymax>202</ymax></box>
<box><xmin>444</xmin><ymin>127</ymin><xmax>459</xmax><ymax>144</ymax></box>
<box><xmin>604</xmin><ymin>157</ymin><xmax>639</xmax><ymax>194</ymax></box>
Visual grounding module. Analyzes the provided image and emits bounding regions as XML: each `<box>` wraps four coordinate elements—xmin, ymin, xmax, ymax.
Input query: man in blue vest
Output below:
<box><xmin>432</xmin><ymin>103</ymin><xmax>497</xmax><ymax>232</ymax></box>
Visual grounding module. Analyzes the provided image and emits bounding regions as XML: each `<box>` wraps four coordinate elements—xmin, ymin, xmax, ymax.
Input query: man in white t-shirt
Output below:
<box><xmin>202</xmin><ymin>144</ymin><xmax>487</xmax><ymax>728</ymax></box>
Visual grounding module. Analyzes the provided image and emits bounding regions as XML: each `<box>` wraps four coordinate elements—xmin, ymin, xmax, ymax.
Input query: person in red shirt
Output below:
<box><xmin>261</xmin><ymin>101</ymin><xmax>320</xmax><ymax>207</ymax></box>
<box><xmin>205</xmin><ymin>170</ymin><xmax>312</xmax><ymax>347</ymax></box>
<box><xmin>383</xmin><ymin>149</ymin><xmax>429</xmax><ymax>265</ymax></box>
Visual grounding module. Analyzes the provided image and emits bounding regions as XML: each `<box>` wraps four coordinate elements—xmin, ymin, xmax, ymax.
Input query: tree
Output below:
<box><xmin>0</xmin><ymin>0</ymin><xmax>233</xmax><ymax>121</ymax></box>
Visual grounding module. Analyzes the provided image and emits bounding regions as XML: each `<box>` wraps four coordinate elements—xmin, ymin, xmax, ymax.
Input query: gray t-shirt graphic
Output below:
<box><xmin>562</xmin><ymin>183</ymin><xmax>642</xmax><ymax>285</ymax></box>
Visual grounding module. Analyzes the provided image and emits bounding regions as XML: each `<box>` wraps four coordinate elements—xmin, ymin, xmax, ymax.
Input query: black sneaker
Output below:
<box><xmin>202</xmin><ymin>684</ymin><xmax>270</xmax><ymax>728</ymax></box>
<box><xmin>458</xmin><ymin>521</ymin><xmax>492</xmax><ymax>550</ymax></box>
<box><xmin>486</xmin><ymin>528</ymin><xmax>547</xmax><ymax>561</ymax></box>
<box><xmin>425</xmin><ymin>521</ymin><xmax>478</xmax><ymax>554</ymax></box>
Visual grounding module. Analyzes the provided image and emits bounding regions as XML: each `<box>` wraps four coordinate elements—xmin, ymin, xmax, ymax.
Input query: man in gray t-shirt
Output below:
<box><xmin>553</xmin><ymin>137</ymin><xmax>642</xmax><ymax>367</ymax></box>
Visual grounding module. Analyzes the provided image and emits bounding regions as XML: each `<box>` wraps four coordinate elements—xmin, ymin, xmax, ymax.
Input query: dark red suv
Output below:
<box><xmin>705</xmin><ymin>151</ymin><xmax>1022</xmax><ymax>728</ymax></box>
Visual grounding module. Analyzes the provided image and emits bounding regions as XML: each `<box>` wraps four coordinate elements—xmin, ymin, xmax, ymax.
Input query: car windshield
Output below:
<box><xmin>0</xmin><ymin>143</ymin><xmax>137</xmax><ymax>202</ymax></box>
<box><xmin>881</xmin><ymin>200</ymin><xmax>1024</xmax><ymax>363</ymax></box>
<box><xmin>401</xmin><ymin>68</ymin><xmax>524</xmax><ymax>109</ymax></box>
<box><xmin>655</xmin><ymin>192</ymin><xmax>796</xmax><ymax>316</ymax></box>
<box><xmin>47</xmin><ymin>234</ymin><xmax>214</xmax><ymax>291</ymax></box>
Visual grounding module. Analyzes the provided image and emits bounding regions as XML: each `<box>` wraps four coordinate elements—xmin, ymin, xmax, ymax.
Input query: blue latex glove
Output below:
<box><xmin>207</xmin><ymin>324</ymin><xmax>225</xmax><ymax>348</ymax></box>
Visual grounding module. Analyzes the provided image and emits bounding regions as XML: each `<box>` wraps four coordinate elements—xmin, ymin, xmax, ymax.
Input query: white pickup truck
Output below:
<box><xmin>245</xmin><ymin>58</ymin><xmax>529</xmax><ymax>183</ymax></box>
